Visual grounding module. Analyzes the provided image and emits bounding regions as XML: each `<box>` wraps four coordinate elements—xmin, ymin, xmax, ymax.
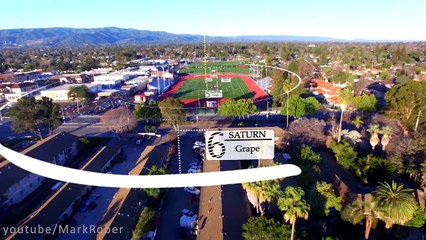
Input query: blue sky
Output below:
<box><xmin>1</xmin><ymin>0</ymin><xmax>425</xmax><ymax>40</ymax></box>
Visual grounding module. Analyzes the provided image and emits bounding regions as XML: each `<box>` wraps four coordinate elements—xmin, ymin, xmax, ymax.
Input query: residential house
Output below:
<box><xmin>0</xmin><ymin>132</ymin><xmax>79</xmax><ymax>207</ymax></box>
<box><xmin>307</xmin><ymin>79</ymin><xmax>344</xmax><ymax>105</ymax></box>
<box><xmin>5</xmin><ymin>140</ymin><xmax>123</xmax><ymax>240</ymax></box>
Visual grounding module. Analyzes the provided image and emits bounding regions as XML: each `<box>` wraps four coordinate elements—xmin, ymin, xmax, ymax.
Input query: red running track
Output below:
<box><xmin>159</xmin><ymin>74</ymin><xmax>267</xmax><ymax>106</ymax></box>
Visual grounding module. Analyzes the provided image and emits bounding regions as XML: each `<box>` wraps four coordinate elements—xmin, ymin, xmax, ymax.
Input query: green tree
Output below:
<box><xmin>331</xmin><ymin>141</ymin><xmax>357</xmax><ymax>170</ymax></box>
<box><xmin>380</xmin><ymin>71</ymin><xmax>391</xmax><ymax>80</ymax></box>
<box><xmin>404</xmin><ymin>208</ymin><xmax>426</xmax><ymax>228</ymax></box>
<box><xmin>395</xmin><ymin>74</ymin><xmax>409</xmax><ymax>84</ymax></box>
<box><xmin>67</xmin><ymin>85</ymin><xmax>95</xmax><ymax>104</ymax></box>
<box><xmin>353</xmin><ymin>155</ymin><xmax>398</xmax><ymax>184</ymax></box>
<box><xmin>352</xmin><ymin>116</ymin><xmax>364</xmax><ymax>129</ymax></box>
<box><xmin>242</xmin><ymin>179</ymin><xmax>281</xmax><ymax>215</ymax></box>
<box><xmin>342</xmin><ymin>200</ymin><xmax>382</xmax><ymax>240</ymax></box>
<box><xmin>292</xmin><ymin>145</ymin><xmax>321</xmax><ymax>189</ymax></box>
<box><xmin>288</xmin><ymin>60</ymin><xmax>299</xmax><ymax>74</ymax></box>
<box><xmin>384</xmin><ymin>81</ymin><xmax>426</xmax><ymax>130</ymax></box>
<box><xmin>218</xmin><ymin>99</ymin><xmax>257</xmax><ymax>119</ymax></box>
<box><xmin>375</xmin><ymin>181</ymin><xmax>418</xmax><ymax>229</ymax></box>
<box><xmin>8</xmin><ymin>96</ymin><xmax>63</xmax><ymax>139</ymax></box>
<box><xmin>131</xmin><ymin>207</ymin><xmax>157</xmax><ymax>240</ymax></box>
<box><xmin>314</xmin><ymin>181</ymin><xmax>342</xmax><ymax>216</ymax></box>
<box><xmin>158</xmin><ymin>98</ymin><xmax>186</xmax><ymax>131</ymax></box>
<box><xmin>281</xmin><ymin>96</ymin><xmax>320</xmax><ymax>118</ymax></box>
<box><xmin>143</xmin><ymin>166</ymin><xmax>166</xmax><ymax>198</ymax></box>
<box><xmin>277</xmin><ymin>187</ymin><xmax>310</xmax><ymax>240</ymax></box>
<box><xmin>380</xmin><ymin>126</ymin><xmax>393</xmax><ymax>151</ymax></box>
<box><xmin>296</xmin><ymin>144</ymin><xmax>321</xmax><ymax>164</ymax></box>
<box><xmin>330</xmin><ymin>71</ymin><xmax>355</xmax><ymax>84</ymax></box>
<box><xmin>351</xmin><ymin>94</ymin><xmax>377</xmax><ymax>112</ymax></box>
<box><xmin>270</xmin><ymin>69</ymin><xmax>285</xmax><ymax>105</ymax></box>
<box><xmin>38</xmin><ymin>97</ymin><xmax>62</xmax><ymax>135</ymax></box>
<box><xmin>242</xmin><ymin>217</ymin><xmax>291</xmax><ymax>240</ymax></box>
<box><xmin>367</xmin><ymin>124</ymin><xmax>381</xmax><ymax>150</ymax></box>
<box><xmin>133</xmin><ymin>101</ymin><xmax>161</xmax><ymax>122</ymax></box>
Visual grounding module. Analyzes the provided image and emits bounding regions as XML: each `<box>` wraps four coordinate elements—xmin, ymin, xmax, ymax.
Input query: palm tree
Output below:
<box><xmin>375</xmin><ymin>181</ymin><xmax>418</xmax><ymax>229</ymax></box>
<box><xmin>367</xmin><ymin>124</ymin><xmax>381</xmax><ymax>150</ymax></box>
<box><xmin>337</xmin><ymin>88</ymin><xmax>353</xmax><ymax>142</ymax></box>
<box><xmin>380</xmin><ymin>126</ymin><xmax>393</xmax><ymax>151</ymax></box>
<box><xmin>346</xmin><ymin>199</ymin><xmax>382</xmax><ymax>239</ymax></box>
<box><xmin>242</xmin><ymin>180</ymin><xmax>280</xmax><ymax>215</ymax></box>
<box><xmin>278</xmin><ymin>187</ymin><xmax>310</xmax><ymax>240</ymax></box>
<box><xmin>352</xmin><ymin>116</ymin><xmax>364</xmax><ymax>129</ymax></box>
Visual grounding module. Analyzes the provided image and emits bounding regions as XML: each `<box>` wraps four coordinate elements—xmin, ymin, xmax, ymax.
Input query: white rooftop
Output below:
<box><xmin>42</xmin><ymin>84</ymin><xmax>100</xmax><ymax>91</ymax></box>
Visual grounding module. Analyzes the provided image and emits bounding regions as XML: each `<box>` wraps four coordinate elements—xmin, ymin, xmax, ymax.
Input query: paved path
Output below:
<box><xmin>318</xmin><ymin>152</ymin><xmax>373</xmax><ymax>195</ymax></box>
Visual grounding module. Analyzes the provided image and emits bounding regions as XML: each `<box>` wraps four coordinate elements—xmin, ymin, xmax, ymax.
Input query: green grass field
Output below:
<box><xmin>174</xmin><ymin>77</ymin><xmax>253</xmax><ymax>100</ymax></box>
<box><xmin>180</xmin><ymin>61</ymin><xmax>250</xmax><ymax>74</ymax></box>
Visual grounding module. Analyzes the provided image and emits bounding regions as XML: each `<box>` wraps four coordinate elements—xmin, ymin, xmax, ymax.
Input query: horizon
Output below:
<box><xmin>0</xmin><ymin>26</ymin><xmax>424</xmax><ymax>43</ymax></box>
<box><xmin>0</xmin><ymin>0</ymin><xmax>425</xmax><ymax>41</ymax></box>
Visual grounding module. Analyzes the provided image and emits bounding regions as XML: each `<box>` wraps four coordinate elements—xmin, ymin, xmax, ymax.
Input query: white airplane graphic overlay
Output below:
<box><xmin>0</xmin><ymin>144</ymin><xmax>301</xmax><ymax>188</ymax></box>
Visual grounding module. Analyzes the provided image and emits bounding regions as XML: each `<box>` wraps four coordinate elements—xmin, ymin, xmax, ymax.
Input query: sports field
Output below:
<box><xmin>159</xmin><ymin>74</ymin><xmax>268</xmax><ymax>108</ymax></box>
<box><xmin>174</xmin><ymin>77</ymin><xmax>253</xmax><ymax>100</ymax></box>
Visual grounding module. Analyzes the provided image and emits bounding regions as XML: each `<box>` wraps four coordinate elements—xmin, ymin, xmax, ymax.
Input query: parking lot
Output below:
<box><xmin>59</xmin><ymin>96</ymin><xmax>130</xmax><ymax>118</ymax></box>
<box><xmin>155</xmin><ymin>131</ymin><xmax>204</xmax><ymax>240</ymax></box>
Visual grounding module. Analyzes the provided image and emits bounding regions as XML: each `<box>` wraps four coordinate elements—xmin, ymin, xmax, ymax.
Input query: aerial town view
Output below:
<box><xmin>0</xmin><ymin>1</ymin><xmax>425</xmax><ymax>240</ymax></box>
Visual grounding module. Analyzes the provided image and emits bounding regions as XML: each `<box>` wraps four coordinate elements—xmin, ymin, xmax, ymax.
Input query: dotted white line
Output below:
<box><xmin>176</xmin><ymin>128</ymin><xmax>209</xmax><ymax>174</ymax></box>
<box><xmin>179</xmin><ymin>128</ymin><xmax>209</xmax><ymax>132</ymax></box>
<box><xmin>177</xmin><ymin>130</ymin><xmax>182</xmax><ymax>174</ymax></box>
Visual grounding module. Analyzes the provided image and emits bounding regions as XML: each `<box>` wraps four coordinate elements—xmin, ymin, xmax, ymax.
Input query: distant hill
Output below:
<box><xmin>0</xmin><ymin>27</ymin><xmax>398</xmax><ymax>47</ymax></box>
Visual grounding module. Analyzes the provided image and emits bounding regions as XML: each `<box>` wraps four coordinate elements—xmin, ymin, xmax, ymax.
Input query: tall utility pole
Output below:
<box><xmin>286</xmin><ymin>92</ymin><xmax>289</xmax><ymax>128</ymax></box>
<box><xmin>414</xmin><ymin>110</ymin><xmax>422</xmax><ymax>132</ymax></box>
<box><xmin>204</xmin><ymin>35</ymin><xmax>208</xmax><ymax>91</ymax></box>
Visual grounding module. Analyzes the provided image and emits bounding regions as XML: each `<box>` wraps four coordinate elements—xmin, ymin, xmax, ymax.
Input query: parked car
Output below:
<box><xmin>79</xmin><ymin>200</ymin><xmax>90</xmax><ymax>212</ymax></box>
<box><xmin>193</xmin><ymin>146</ymin><xmax>205</xmax><ymax>155</ymax></box>
<box><xmin>188</xmin><ymin>166</ymin><xmax>201</xmax><ymax>174</ymax></box>
<box><xmin>193</xmin><ymin>141</ymin><xmax>205</xmax><ymax>147</ymax></box>
<box><xmin>51</xmin><ymin>181</ymin><xmax>63</xmax><ymax>191</ymax></box>
<box><xmin>181</xmin><ymin>209</ymin><xmax>195</xmax><ymax>217</ymax></box>
<box><xmin>189</xmin><ymin>161</ymin><xmax>202</xmax><ymax>168</ymax></box>
<box><xmin>183</xmin><ymin>187</ymin><xmax>200</xmax><ymax>196</ymax></box>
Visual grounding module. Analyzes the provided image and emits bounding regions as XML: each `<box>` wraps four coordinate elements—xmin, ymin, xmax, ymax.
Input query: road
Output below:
<box><xmin>155</xmin><ymin>130</ymin><xmax>203</xmax><ymax>240</ymax></box>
